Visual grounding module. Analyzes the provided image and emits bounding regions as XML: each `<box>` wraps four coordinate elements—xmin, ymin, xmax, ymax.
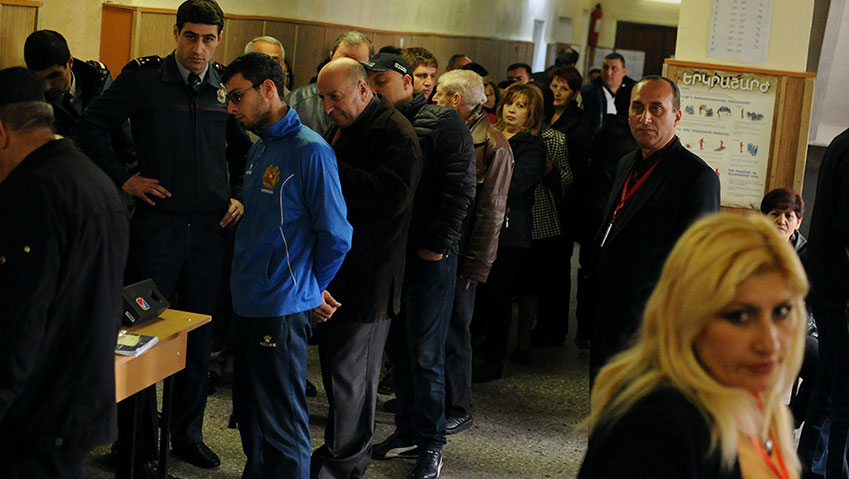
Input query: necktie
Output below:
<box><xmin>188</xmin><ymin>73</ymin><xmax>202</xmax><ymax>91</ymax></box>
<box><xmin>63</xmin><ymin>93</ymin><xmax>79</xmax><ymax>117</ymax></box>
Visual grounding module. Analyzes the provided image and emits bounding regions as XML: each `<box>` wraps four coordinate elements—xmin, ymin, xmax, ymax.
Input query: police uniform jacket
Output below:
<box><xmin>76</xmin><ymin>52</ymin><xmax>250</xmax><ymax>216</ymax></box>
<box><xmin>325</xmin><ymin>95</ymin><xmax>423</xmax><ymax>322</ymax></box>
<box><xmin>0</xmin><ymin>139</ymin><xmax>129</xmax><ymax>456</ymax></box>
<box><xmin>399</xmin><ymin>92</ymin><xmax>476</xmax><ymax>256</ymax></box>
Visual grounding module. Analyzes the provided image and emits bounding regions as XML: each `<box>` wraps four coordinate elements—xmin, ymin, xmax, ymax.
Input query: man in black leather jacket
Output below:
<box><xmin>364</xmin><ymin>52</ymin><xmax>475</xmax><ymax>479</ymax></box>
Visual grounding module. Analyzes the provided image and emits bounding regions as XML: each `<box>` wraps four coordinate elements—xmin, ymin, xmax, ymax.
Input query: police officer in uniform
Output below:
<box><xmin>76</xmin><ymin>0</ymin><xmax>251</xmax><ymax>475</ymax></box>
<box><xmin>24</xmin><ymin>29</ymin><xmax>134</xmax><ymax>166</ymax></box>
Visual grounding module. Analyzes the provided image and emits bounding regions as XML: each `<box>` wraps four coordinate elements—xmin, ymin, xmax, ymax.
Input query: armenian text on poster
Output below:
<box><xmin>673</xmin><ymin>68</ymin><xmax>777</xmax><ymax>209</ymax></box>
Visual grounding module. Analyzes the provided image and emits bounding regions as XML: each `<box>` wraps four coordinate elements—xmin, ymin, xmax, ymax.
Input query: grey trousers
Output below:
<box><xmin>311</xmin><ymin>316</ymin><xmax>391</xmax><ymax>479</ymax></box>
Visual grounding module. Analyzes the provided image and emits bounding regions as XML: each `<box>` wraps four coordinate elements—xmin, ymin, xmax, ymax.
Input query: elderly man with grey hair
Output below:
<box><xmin>285</xmin><ymin>30</ymin><xmax>373</xmax><ymax>136</ymax></box>
<box><xmin>244</xmin><ymin>35</ymin><xmax>290</xmax><ymax>95</ymax></box>
<box><xmin>432</xmin><ymin>69</ymin><xmax>514</xmax><ymax>435</ymax></box>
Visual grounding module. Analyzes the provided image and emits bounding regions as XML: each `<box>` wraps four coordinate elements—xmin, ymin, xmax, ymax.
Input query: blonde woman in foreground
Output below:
<box><xmin>578</xmin><ymin>213</ymin><xmax>807</xmax><ymax>479</ymax></box>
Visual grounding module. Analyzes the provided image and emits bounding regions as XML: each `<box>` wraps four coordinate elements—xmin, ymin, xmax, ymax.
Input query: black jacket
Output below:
<box><xmin>579</xmin><ymin>388</ymin><xmax>741</xmax><ymax>479</ymax></box>
<box><xmin>400</xmin><ymin>93</ymin><xmax>476</xmax><ymax>255</ymax></box>
<box><xmin>76</xmin><ymin>52</ymin><xmax>251</xmax><ymax>216</ymax></box>
<box><xmin>325</xmin><ymin>96</ymin><xmax>423</xmax><ymax>322</ymax></box>
<box><xmin>805</xmin><ymin>127</ymin><xmax>849</xmax><ymax>312</ymax></box>
<box><xmin>500</xmin><ymin>131</ymin><xmax>546</xmax><ymax>250</ymax></box>
<box><xmin>587</xmin><ymin>113</ymin><xmax>638</xmax><ymax>241</ymax></box>
<box><xmin>589</xmin><ymin>137</ymin><xmax>720</xmax><ymax>372</ymax></box>
<box><xmin>49</xmin><ymin>59</ymin><xmax>135</xmax><ymax>167</ymax></box>
<box><xmin>0</xmin><ymin>139</ymin><xmax>129</xmax><ymax>455</ymax></box>
<box><xmin>580</xmin><ymin>75</ymin><xmax>636</xmax><ymax>134</ymax></box>
<box><xmin>548</xmin><ymin>101</ymin><xmax>593</xmax><ymax>240</ymax></box>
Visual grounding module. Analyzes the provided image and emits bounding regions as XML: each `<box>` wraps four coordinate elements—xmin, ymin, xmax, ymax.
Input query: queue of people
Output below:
<box><xmin>1</xmin><ymin>0</ymin><xmax>844</xmax><ymax>478</ymax></box>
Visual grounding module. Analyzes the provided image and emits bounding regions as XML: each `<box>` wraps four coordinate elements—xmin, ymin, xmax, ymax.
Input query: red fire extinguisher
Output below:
<box><xmin>589</xmin><ymin>3</ymin><xmax>603</xmax><ymax>48</ymax></box>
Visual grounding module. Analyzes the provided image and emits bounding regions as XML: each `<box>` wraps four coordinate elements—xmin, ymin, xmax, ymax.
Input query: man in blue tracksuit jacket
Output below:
<box><xmin>223</xmin><ymin>53</ymin><xmax>352</xmax><ymax>479</ymax></box>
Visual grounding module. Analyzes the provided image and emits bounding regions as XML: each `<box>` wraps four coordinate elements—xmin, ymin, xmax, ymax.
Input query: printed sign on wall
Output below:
<box><xmin>672</xmin><ymin>67</ymin><xmax>777</xmax><ymax>209</ymax></box>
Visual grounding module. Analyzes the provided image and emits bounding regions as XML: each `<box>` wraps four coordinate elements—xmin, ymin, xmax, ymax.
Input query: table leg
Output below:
<box><xmin>159</xmin><ymin>377</ymin><xmax>173</xmax><ymax>479</ymax></box>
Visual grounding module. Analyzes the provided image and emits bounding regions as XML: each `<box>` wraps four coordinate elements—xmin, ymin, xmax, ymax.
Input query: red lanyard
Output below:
<box><xmin>747</xmin><ymin>433</ymin><xmax>790</xmax><ymax>479</ymax></box>
<box><xmin>747</xmin><ymin>392</ymin><xmax>790</xmax><ymax>479</ymax></box>
<box><xmin>599</xmin><ymin>157</ymin><xmax>663</xmax><ymax>248</ymax></box>
<box><xmin>612</xmin><ymin>157</ymin><xmax>663</xmax><ymax>222</ymax></box>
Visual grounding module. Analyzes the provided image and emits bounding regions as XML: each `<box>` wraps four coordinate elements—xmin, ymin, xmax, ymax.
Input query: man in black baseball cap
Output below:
<box><xmin>364</xmin><ymin>53</ymin><xmax>476</xmax><ymax>479</ymax></box>
<box><xmin>0</xmin><ymin>66</ymin><xmax>129</xmax><ymax>477</ymax></box>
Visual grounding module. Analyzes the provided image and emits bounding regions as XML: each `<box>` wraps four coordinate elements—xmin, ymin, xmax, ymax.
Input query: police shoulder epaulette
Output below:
<box><xmin>123</xmin><ymin>55</ymin><xmax>161</xmax><ymax>71</ymax></box>
<box><xmin>211</xmin><ymin>61</ymin><xmax>224</xmax><ymax>72</ymax></box>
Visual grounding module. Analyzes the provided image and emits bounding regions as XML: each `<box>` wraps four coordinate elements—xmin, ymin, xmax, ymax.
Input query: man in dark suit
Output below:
<box><xmin>580</xmin><ymin>52</ymin><xmax>635</xmax><ymax>134</ymax></box>
<box><xmin>588</xmin><ymin>75</ymin><xmax>720</xmax><ymax>379</ymax></box>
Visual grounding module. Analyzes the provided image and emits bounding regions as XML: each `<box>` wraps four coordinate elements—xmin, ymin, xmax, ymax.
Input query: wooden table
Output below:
<box><xmin>115</xmin><ymin>309</ymin><xmax>211</xmax><ymax>479</ymax></box>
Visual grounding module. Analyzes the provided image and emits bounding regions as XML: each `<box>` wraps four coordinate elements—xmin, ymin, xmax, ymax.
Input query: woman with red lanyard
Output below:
<box><xmin>579</xmin><ymin>213</ymin><xmax>807</xmax><ymax>479</ymax></box>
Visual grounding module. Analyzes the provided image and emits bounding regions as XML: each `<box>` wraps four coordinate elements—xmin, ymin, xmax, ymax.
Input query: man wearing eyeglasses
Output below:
<box><xmin>75</xmin><ymin>0</ymin><xmax>251</xmax><ymax>476</ymax></box>
<box><xmin>222</xmin><ymin>52</ymin><xmax>352</xmax><ymax>479</ymax></box>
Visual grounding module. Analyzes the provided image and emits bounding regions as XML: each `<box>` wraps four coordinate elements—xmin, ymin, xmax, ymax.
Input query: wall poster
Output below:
<box><xmin>672</xmin><ymin>67</ymin><xmax>778</xmax><ymax>209</ymax></box>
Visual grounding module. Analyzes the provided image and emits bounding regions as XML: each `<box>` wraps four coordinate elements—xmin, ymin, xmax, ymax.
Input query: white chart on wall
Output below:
<box><xmin>673</xmin><ymin>67</ymin><xmax>777</xmax><ymax>209</ymax></box>
<box><xmin>707</xmin><ymin>0</ymin><xmax>774</xmax><ymax>64</ymax></box>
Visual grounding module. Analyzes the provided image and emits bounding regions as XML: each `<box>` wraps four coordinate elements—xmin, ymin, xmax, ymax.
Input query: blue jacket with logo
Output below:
<box><xmin>231</xmin><ymin>108</ymin><xmax>352</xmax><ymax>318</ymax></box>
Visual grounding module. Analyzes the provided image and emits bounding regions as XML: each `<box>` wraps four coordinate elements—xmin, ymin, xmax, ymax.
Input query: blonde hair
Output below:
<box><xmin>587</xmin><ymin>213</ymin><xmax>807</xmax><ymax>471</ymax></box>
<box><xmin>495</xmin><ymin>83</ymin><xmax>544</xmax><ymax>136</ymax></box>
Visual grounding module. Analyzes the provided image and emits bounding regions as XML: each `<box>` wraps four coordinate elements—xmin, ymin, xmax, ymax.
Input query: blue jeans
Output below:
<box><xmin>233</xmin><ymin>312</ymin><xmax>312</xmax><ymax>479</ymax></box>
<box><xmin>390</xmin><ymin>253</ymin><xmax>457</xmax><ymax>450</ymax></box>
<box><xmin>798</xmin><ymin>306</ymin><xmax>848</xmax><ymax>479</ymax></box>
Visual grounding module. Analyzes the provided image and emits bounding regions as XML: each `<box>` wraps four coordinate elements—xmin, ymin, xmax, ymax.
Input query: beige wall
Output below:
<box><xmin>675</xmin><ymin>0</ymin><xmax>814</xmax><ymax>72</ymax></box>
<box><xmin>39</xmin><ymin>0</ymin><xmax>103</xmax><ymax>61</ymax></box>
<box><xmin>32</xmin><ymin>0</ymin><xmax>691</xmax><ymax>68</ymax></box>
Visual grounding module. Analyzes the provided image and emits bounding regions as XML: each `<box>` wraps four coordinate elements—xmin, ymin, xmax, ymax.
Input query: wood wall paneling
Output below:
<box><xmin>93</xmin><ymin>5</ymin><xmax>540</xmax><ymax>92</ymax></box>
<box><xmin>292</xmin><ymin>23</ymin><xmax>326</xmax><ymax>89</ymax></box>
<box><xmin>137</xmin><ymin>12</ymin><xmax>178</xmax><ymax>59</ymax></box>
<box><xmin>263</xmin><ymin>20</ymin><xmax>297</xmax><ymax>66</ymax></box>
<box><xmin>372</xmin><ymin>32</ymin><xmax>396</xmax><ymax>51</ymax></box>
<box><xmin>323</xmin><ymin>26</ymin><xmax>349</xmax><ymax>55</ymax></box>
<box><xmin>221</xmin><ymin>18</ymin><xmax>264</xmax><ymax>64</ymax></box>
<box><xmin>100</xmin><ymin>5</ymin><xmax>134</xmax><ymax>76</ymax></box>
<box><xmin>0</xmin><ymin>4</ymin><xmax>37</xmax><ymax>68</ymax></box>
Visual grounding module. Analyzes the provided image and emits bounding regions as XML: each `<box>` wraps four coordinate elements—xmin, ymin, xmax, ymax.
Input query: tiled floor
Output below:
<box><xmin>84</xmin><ymin>250</ymin><xmax>589</xmax><ymax>479</ymax></box>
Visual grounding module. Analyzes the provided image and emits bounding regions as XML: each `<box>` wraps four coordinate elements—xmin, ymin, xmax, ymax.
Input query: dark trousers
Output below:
<box><xmin>390</xmin><ymin>253</ymin><xmax>457</xmax><ymax>450</ymax></box>
<box><xmin>233</xmin><ymin>312</ymin><xmax>311</xmax><ymax>479</ymax></box>
<box><xmin>445</xmin><ymin>278</ymin><xmax>477</xmax><ymax>419</ymax></box>
<box><xmin>119</xmin><ymin>210</ymin><xmax>224</xmax><ymax>463</ymax></box>
<box><xmin>522</xmin><ymin>236</ymin><xmax>573</xmax><ymax>345</ymax></box>
<box><xmin>472</xmin><ymin>246</ymin><xmax>527</xmax><ymax>363</ymax></box>
<box><xmin>2</xmin><ymin>442</ymin><xmax>86</xmax><ymax>479</ymax></box>
<box><xmin>799</xmin><ymin>306</ymin><xmax>848</xmax><ymax>479</ymax></box>
<box><xmin>311</xmin><ymin>316</ymin><xmax>391</xmax><ymax>479</ymax></box>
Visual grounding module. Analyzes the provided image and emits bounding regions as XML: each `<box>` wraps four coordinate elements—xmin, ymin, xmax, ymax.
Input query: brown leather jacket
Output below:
<box><xmin>458</xmin><ymin>110</ymin><xmax>514</xmax><ymax>282</ymax></box>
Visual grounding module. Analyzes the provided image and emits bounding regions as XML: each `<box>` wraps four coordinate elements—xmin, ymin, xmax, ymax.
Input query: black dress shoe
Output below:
<box><xmin>173</xmin><ymin>441</ymin><xmax>221</xmax><ymax>469</ymax></box>
<box><xmin>383</xmin><ymin>398</ymin><xmax>397</xmax><ymax>413</ymax></box>
<box><xmin>306</xmin><ymin>379</ymin><xmax>318</xmax><ymax>397</ymax></box>
<box><xmin>412</xmin><ymin>448</ymin><xmax>443</xmax><ymax>479</ymax></box>
<box><xmin>445</xmin><ymin>414</ymin><xmax>473</xmax><ymax>435</ymax></box>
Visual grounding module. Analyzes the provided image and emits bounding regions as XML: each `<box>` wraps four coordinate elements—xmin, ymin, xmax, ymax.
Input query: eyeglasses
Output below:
<box><xmin>226</xmin><ymin>83</ymin><xmax>260</xmax><ymax>105</ymax></box>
